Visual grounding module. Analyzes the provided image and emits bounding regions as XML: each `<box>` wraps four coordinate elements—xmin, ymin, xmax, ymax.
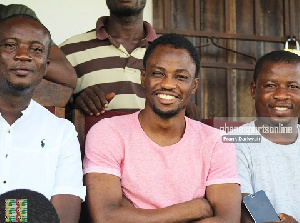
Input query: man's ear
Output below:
<box><xmin>140</xmin><ymin>69</ymin><xmax>146</xmax><ymax>88</ymax></box>
<box><xmin>191</xmin><ymin>77</ymin><xmax>199</xmax><ymax>94</ymax></box>
<box><xmin>43</xmin><ymin>59</ymin><xmax>50</xmax><ymax>77</ymax></box>
<box><xmin>251</xmin><ymin>80</ymin><xmax>256</xmax><ymax>99</ymax></box>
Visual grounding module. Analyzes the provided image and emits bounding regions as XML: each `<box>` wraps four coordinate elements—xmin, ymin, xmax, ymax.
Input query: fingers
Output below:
<box><xmin>278</xmin><ymin>213</ymin><xmax>298</xmax><ymax>222</ymax></box>
<box><xmin>105</xmin><ymin>92</ymin><xmax>115</xmax><ymax>102</ymax></box>
<box><xmin>75</xmin><ymin>85</ymin><xmax>115</xmax><ymax>116</ymax></box>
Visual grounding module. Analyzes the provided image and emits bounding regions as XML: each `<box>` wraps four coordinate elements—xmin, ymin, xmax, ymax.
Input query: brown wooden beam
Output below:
<box><xmin>201</xmin><ymin>62</ymin><xmax>255</xmax><ymax>70</ymax></box>
<box><xmin>225</xmin><ymin>0</ymin><xmax>230</xmax><ymax>32</ymax></box>
<box><xmin>163</xmin><ymin>0</ymin><xmax>172</xmax><ymax>30</ymax></box>
<box><xmin>254</xmin><ymin>0</ymin><xmax>260</xmax><ymax>35</ymax></box>
<box><xmin>290</xmin><ymin>0</ymin><xmax>295</xmax><ymax>37</ymax></box>
<box><xmin>227</xmin><ymin>69</ymin><xmax>233</xmax><ymax>117</ymax></box>
<box><xmin>284</xmin><ymin>0</ymin><xmax>291</xmax><ymax>36</ymax></box>
<box><xmin>194</xmin><ymin>0</ymin><xmax>201</xmax><ymax>30</ymax></box>
<box><xmin>155</xmin><ymin>28</ymin><xmax>286</xmax><ymax>43</ymax></box>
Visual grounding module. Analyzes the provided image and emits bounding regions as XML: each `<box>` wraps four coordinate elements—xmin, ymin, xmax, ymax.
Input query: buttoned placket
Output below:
<box><xmin>0</xmin><ymin>117</ymin><xmax>12</xmax><ymax>192</ymax></box>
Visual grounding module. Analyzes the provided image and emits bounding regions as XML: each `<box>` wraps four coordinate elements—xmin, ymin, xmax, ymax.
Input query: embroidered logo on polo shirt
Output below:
<box><xmin>41</xmin><ymin>139</ymin><xmax>46</xmax><ymax>148</ymax></box>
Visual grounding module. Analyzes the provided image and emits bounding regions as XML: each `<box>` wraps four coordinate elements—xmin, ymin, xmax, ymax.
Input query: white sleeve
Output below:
<box><xmin>52</xmin><ymin>121</ymin><xmax>86</xmax><ymax>201</ymax></box>
<box><xmin>236</xmin><ymin>143</ymin><xmax>254</xmax><ymax>194</ymax></box>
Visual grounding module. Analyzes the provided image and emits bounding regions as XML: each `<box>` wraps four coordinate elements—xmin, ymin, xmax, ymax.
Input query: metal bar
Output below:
<box><xmin>201</xmin><ymin>62</ymin><xmax>255</xmax><ymax>70</ymax></box>
<box><xmin>155</xmin><ymin>28</ymin><xmax>286</xmax><ymax>43</ymax></box>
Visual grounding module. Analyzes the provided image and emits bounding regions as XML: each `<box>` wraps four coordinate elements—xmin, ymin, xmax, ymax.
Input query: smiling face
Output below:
<box><xmin>0</xmin><ymin>17</ymin><xmax>50</xmax><ymax>95</ymax></box>
<box><xmin>252</xmin><ymin>61</ymin><xmax>300</xmax><ymax>126</ymax></box>
<box><xmin>141</xmin><ymin>45</ymin><xmax>199</xmax><ymax>118</ymax></box>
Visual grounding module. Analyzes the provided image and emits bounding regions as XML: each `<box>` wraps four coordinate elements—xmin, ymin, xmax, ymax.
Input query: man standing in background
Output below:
<box><xmin>61</xmin><ymin>0</ymin><xmax>201</xmax><ymax>120</ymax></box>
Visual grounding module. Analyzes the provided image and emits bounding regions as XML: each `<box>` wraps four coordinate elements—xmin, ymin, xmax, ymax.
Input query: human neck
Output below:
<box><xmin>106</xmin><ymin>13</ymin><xmax>145</xmax><ymax>52</ymax></box>
<box><xmin>0</xmin><ymin>93</ymin><xmax>32</xmax><ymax>125</ymax></box>
<box><xmin>138</xmin><ymin>108</ymin><xmax>186</xmax><ymax>147</ymax></box>
<box><xmin>255</xmin><ymin>119</ymin><xmax>298</xmax><ymax>145</ymax></box>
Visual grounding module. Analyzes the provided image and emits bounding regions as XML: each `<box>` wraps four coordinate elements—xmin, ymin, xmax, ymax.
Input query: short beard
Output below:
<box><xmin>6</xmin><ymin>80</ymin><xmax>30</xmax><ymax>92</ymax></box>
<box><xmin>152</xmin><ymin>105</ymin><xmax>181</xmax><ymax>119</ymax></box>
<box><xmin>258</xmin><ymin>117</ymin><xmax>295</xmax><ymax>127</ymax></box>
<box><xmin>109</xmin><ymin>3</ymin><xmax>145</xmax><ymax>17</ymax></box>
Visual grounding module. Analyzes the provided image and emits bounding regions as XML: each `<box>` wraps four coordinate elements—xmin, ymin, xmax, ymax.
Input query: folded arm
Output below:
<box><xmin>197</xmin><ymin>183</ymin><xmax>241</xmax><ymax>223</ymax></box>
<box><xmin>85</xmin><ymin>173</ymin><xmax>213</xmax><ymax>223</ymax></box>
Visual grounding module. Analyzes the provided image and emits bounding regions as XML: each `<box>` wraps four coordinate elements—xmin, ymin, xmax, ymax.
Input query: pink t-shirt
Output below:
<box><xmin>83</xmin><ymin>111</ymin><xmax>240</xmax><ymax>209</ymax></box>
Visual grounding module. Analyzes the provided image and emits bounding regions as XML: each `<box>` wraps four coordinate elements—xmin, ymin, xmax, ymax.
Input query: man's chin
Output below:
<box><xmin>260</xmin><ymin>116</ymin><xmax>296</xmax><ymax>127</ymax></box>
<box><xmin>6</xmin><ymin>81</ymin><xmax>31</xmax><ymax>92</ymax></box>
<box><xmin>152</xmin><ymin>105</ymin><xmax>181</xmax><ymax>119</ymax></box>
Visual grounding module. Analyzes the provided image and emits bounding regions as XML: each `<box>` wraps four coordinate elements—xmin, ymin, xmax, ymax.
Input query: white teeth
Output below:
<box><xmin>275</xmin><ymin>107</ymin><xmax>288</xmax><ymax>111</ymax></box>
<box><xmin>158</xmin><ymin>94</ymin><xmax>175</xmax><ymax>100</ymax></box>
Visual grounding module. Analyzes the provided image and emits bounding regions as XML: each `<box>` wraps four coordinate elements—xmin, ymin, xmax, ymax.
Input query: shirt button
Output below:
<box><xmin>3</xmin><ymin>181</ymin><xmax>6</xmax><ymax>184</ymax></box>
<box><xmin>8</xmin><ymin>130</ymin><xmax>10</xmax><ymax>133</ymax></box>
<box><xmin>5</xmin><ymin>154</ymin><xmax>8</xmax><ymax>158</ymax></box>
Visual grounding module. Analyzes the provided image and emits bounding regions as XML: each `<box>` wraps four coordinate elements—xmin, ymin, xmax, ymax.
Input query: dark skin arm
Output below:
<box><xmin>75</xmin><ymin>86</ymin><xmax>115</xmax><ymax>116</ymax></box>
<box><xmin>45</xmin><ymin>46</ymin><xmax>77</xmax><ymax>90</ymax></box>
<box><xmin>193</xmin><ymin>184</ymin><xmax>241</xmax><ymax>223</ymax></box>
<box><xmin>85</xmin><ymin>173</ymin><xmax>213</xmax><ymax>223</ymax></box>
<box><xmin>51</xmin><ymin>194</ymin><xmax>81</xmax><ymax>223</ymax></box>
<box><xmin>241</xmin><ymin>193</ymin><xmax>254</xmax><ymax>223</ymax></box>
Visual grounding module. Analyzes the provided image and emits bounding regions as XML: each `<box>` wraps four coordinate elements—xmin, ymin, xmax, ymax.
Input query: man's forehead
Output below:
<box><xmin>0</xmin><ymin>18</ymin><xmax>50</xmax><ymax>43</ymax></box>
<box><xmin>1</xmin><ymin>17</ymin><xmax>47</xmax><ymax>35</ymax></box>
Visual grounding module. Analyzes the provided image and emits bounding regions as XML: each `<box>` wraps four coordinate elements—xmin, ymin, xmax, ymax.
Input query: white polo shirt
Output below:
<box><xmin>0</xmin><ymin>100</ymin><xmax>85</xmax><ymax>200</ymax></box>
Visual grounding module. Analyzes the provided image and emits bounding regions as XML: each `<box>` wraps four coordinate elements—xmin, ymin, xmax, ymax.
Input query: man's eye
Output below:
<box><xmin>175</xmin><ymin>75</ymin><xmax>188</xmax><ymax>80</ymax></box>
<box><xmin>30</xmin><ymin>47</ymin><xmax>43</xmax><ymax>54</ymax></box>
<box><xmin>2</xmin><ymin>43</ymin><xmax>17</xmax><ymax>51</ymax></box>
<box><xmin>265</xmin><ymin>84</ymin><xmax>276</xmax><ymax>88</ymax></box>
<box><xmin>288</xmin><ymin>85</ymin><xmax>299</xmax><ymax>89</ymax></box>
<box><xmin>152</xmin><ymin>72</ymin><xmax>164</xmax><ymax>77</ymax></box>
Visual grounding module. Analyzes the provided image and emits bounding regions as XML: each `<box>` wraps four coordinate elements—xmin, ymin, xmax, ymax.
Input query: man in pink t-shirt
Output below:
<box><xmin>83</xmin><ymin>33</ymin><xmax>241</xmax><ymax>222</ymax></box>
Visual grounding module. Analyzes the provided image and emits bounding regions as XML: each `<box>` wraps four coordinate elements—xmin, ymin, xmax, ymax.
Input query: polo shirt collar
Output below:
<box><xmin>96</xmin><ymin>16</ymin><xmax>157</xmax><ymax>43</ymax></box>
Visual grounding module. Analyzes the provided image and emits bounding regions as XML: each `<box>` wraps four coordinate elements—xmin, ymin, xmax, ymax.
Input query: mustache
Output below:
<box><xmin>152</xmin><ymin>88</ymin><xmax>178</xmax><ymax>95</ymax></box>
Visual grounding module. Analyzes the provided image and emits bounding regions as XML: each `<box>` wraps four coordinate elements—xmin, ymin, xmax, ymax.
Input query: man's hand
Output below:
<box><xmin>266</xmin><ymin>213</ymin><xmax>298</xmax><ymax>223</ymax></box>
<box><xmin>75</xmin><ymin>85</ymin><xmax>115</xmax><ymax>116</ymax></box>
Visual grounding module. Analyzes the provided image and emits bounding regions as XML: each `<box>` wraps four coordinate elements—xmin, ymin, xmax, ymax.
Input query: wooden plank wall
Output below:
<box><xmin>153</xmin><ymin>0</ymin><xmax>300</xmax><ymax>121</ymax></box>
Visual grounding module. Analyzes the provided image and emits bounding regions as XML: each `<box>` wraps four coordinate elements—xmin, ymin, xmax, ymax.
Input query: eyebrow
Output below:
<box><xmin>0</xmin><ymin>38</ymin><xmax>45</xmax><ymax>47</ymax></box>
<box><xmin>265</xmin><ymin>79</ymin><xmax>300</xmax><ymax>84</ymax></box>
<box><xmin>31</xmin><ymin>40</ymin><xmax>46</xmax><ymax>47</ymax></box>
<box><xmin>0</xmin><ymin>38</ymin><xmax>18</xmax><ymax>43</ymax></box>
<box><xmin>175</xmin><ymin>68</ymin><xmax>190</xmax><ymax>74</ymax></box>
<box><xmin>151</xmin><ymin>65</ymin><xmax>165</xmax><ymax>71</ymax></box>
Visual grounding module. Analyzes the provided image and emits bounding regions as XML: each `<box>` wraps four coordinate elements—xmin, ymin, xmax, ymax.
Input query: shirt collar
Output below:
<box><xmin>96</xmin><ymin>16</ymin><xmax>157</xmax><ymax>43</ymax></box>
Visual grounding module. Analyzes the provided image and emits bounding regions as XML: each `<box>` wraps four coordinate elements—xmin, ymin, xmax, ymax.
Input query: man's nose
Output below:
<box><xmin>273</xmin><ymin>87</ymin><xmax>291</xmax><ymax>100</ymax></box>
<box><xmin>14</xmin><ymin>46</ymin><xmax>32</xmax><ymax>62</ymax></box>
<box><xmin>160</xmin><ymin>75</ymin><xmax>177</xmax><ymax>89</ymax></box>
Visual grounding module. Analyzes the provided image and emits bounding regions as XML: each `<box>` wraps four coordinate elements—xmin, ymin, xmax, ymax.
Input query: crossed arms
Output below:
<box><xmin>85</xmin><ymin>173</ymin><xmax>241</xmax><ymax>223</ymax></box>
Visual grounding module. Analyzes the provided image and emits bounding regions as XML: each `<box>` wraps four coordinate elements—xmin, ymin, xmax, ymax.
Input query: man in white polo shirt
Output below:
<box><xmin>0</xmin><ymin>15</ymin><xmax>85</xmax><ymax>222</ymax></box>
